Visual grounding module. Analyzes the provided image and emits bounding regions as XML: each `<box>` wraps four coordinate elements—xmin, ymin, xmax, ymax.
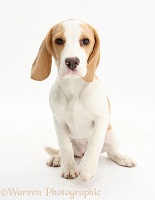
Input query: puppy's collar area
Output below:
<box><xmin>56</xmin><ymin>75</ymin><xmax>89</xmax><ymax>98</ymax></box>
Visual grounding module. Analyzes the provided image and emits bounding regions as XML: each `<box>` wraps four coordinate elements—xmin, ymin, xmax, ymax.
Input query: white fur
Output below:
<box><xmin>58</xmin><ymin>20</ymin><xmax>87</xmax><ymax>78</ymax></box>
<box><xmin>47</xmin><ymin>20</ymin><xmax>136</xmax><ymax>182</ymax></box>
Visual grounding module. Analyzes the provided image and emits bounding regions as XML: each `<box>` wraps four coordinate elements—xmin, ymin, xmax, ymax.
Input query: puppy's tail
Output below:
<box><xmin>44</xmin><ymin>146</ymin><xmax>60</xmax><ymax>156</ymax></box>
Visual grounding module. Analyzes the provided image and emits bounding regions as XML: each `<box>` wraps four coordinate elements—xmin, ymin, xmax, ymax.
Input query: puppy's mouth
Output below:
<box><xmin>63</xmin><ymin>69</ymin><xmax>81</xmax><ymax>77</ymax></box>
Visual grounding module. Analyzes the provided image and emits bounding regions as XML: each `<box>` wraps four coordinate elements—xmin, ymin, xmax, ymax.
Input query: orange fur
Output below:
<box><xmin>31</xmin><ymin>38</ymin><xmax>52</xmax><ymax>81</ymax></box>
<box><xmin>31</xmin><ymin>23</ymin><xmax>64</xmax><ymax>81</ymax></box>
<box><xmin>81</xmin><ymin>24</ymin><xmax>100</xmax><ymax>82</ymax></box>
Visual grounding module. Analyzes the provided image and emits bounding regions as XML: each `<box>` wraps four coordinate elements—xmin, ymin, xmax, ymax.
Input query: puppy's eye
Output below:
<box><xmin>81</xmin><ymin>38</ymin><xmax>90</xmax><ymax>45</ymax></box>
<box><xmin>55</xmin><ymin>38</ymin><xmax>64</xmax><ymax>45</ymax></box>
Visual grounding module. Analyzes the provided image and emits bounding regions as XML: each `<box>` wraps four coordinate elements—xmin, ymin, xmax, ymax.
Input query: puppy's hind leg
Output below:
<box><xmin>102</xmin><ymin>130</ymin><xmax>137</xmax><ymax>167</ymax></box>
<box><xmin>45</xmin><ymin>146</ymin><xmax>61</xmax><ymax>167</ymax></box>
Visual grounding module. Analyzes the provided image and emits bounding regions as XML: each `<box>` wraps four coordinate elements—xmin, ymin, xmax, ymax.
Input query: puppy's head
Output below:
<box><xmin>31</xmin><ymin>19</ymin><xmax>100</xmax><ymax>82</ymax></box>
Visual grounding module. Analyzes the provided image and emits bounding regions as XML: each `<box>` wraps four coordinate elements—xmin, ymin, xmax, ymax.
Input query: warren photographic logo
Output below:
<box><xmin>0</xmin><ymin>187</ymin><xmax>101</xmax><ymax>199</ymax></box>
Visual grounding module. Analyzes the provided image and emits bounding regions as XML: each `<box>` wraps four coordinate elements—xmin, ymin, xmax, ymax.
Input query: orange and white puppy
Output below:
<box><xmin>31</xmin><ymin>19</ymin><xmax>136</xmax><ymax>182</ymax></box>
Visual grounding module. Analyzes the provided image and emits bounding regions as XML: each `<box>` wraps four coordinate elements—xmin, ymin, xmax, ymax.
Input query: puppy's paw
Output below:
<box><xmin>78</xmin><ymin>159</ymin><xmax>98</xmax><ymax>182</ymax></box>
<box><xmin>46</xmin><ymin>154</ymin><xmax>61</xmax><ymax>167</ymax></box>
<box><xmin>61</xmin><ymin>164</ymin><xmax>78</xmax><ymax>179</ymax></box>
<box><xmin>108</xmin><ymin>153</ymin><xmax>137</xmax><ymax>167</ymax></box>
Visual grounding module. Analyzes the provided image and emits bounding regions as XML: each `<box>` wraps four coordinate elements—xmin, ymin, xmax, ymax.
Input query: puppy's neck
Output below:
<box><xmin>57</xmin><ymin>76</ymin><xmax>88</xmax><ymax>98</ymax></box>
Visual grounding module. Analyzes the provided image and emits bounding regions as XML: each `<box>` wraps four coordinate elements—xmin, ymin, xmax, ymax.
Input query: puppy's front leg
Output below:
<box><xmin>53</xmin><ymin>117</ymin><xmax>78</xmax><ymax>179</ymax></box>
<box><xmin>78</xmin><ymin>116</ymin><xmax>108</xmax><ymax>182</ymax></box>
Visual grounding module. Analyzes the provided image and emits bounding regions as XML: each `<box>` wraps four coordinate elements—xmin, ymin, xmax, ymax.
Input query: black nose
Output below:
<box><xmin>65</xmin><ymin>57</ymin><xmax>80</xmax><ymax>71</ymax></box>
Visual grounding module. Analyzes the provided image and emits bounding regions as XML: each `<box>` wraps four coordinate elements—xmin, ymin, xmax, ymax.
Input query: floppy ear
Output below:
<box><xmin>31</xmin><ymin>30</ymin><xmax>53</xmax><ymax>81</ymax></box>
<box><xmin>83</xmin><ymin>27</ymin><xmax>100</xmax><ymax>82</ymax></box>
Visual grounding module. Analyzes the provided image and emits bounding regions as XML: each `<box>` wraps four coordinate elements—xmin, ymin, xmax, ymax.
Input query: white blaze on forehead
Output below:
<box><xmin>61</xmin><ymin>20</ymin><xmax>87</xmax><ymax>60</ymax></box>
<box><xmin>60</xmin><ymin>20</ymin><xmax>87</xmax><ymax>78</ymax></box>
<box><xmin>62</xmin><ymin>20</ymin><xmax>82</xmax><ymax>44</ymax></box>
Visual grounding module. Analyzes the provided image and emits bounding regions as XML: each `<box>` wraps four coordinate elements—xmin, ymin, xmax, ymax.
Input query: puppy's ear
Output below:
<box><xmin>31</xmin><ymin>29</ymin><xmax>53</xmax><ymax>81</ymax></box>
<box><xmin>83</xmin><ymin>26</ymin><xmax>100</xmax><ymax>82</ymax></box>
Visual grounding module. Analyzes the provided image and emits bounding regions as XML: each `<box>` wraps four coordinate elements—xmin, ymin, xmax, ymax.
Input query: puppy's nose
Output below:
<box><xmin>65</xmin><ymin>57</ymin><xmax>80</xmax><ymax>71</ymax></box>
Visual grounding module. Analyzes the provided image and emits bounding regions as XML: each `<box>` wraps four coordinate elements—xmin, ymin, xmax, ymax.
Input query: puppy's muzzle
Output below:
<box><xmin>65</xmin><ymin>57</ymin><xmax>80</xmax><ymax>71</ymax></box>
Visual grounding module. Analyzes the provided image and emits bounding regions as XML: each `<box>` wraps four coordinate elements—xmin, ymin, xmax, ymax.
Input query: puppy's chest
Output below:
<box><xmin>66</xmin><ymin>97</ymin><xmax>84</xmax><ymax>112</ymax></box>
<box><xmin>53</xmin><ymin>95</ymin><xmax>94</xmax><ymax>138</ymax></box>
<box><xmin>53</xmin><ymin>95</ymin><xmax>92</xmax><ymax>120</ymax></box>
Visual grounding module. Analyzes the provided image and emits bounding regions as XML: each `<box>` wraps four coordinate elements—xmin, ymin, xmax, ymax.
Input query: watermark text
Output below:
<box><xmin>0</xmin><ymin>187</ymin><xmax>101</xmax><ymax>199</ymax></box>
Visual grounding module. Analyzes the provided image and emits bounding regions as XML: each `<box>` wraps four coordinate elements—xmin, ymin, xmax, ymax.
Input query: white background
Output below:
<box><xmin>0</xmin><ymin>0</ymin><xmax>155</xmax><ymax>199</ymax></box>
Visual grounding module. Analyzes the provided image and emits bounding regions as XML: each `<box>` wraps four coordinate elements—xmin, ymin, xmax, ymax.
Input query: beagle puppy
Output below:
<box><xmin>31</xmin><ymin>19</ymin><xmax>136</xmax><ymax>182</ymax></box>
